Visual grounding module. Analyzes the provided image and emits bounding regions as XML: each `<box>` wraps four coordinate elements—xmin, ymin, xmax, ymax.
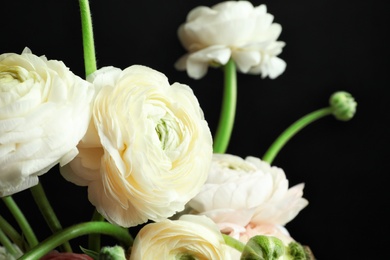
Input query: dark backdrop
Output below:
<box><xmin>1</xmin><ymin>0</ymin><xmax>389</xmax><ymax>259</ymax></box>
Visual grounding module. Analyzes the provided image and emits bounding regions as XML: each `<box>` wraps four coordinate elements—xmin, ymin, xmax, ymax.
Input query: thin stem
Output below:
<box><xmin>0</xmin><ymin>215</ymin><xmax>24</xmax><ymax>250</ymax></box>
<box><xmin>213</xmin><ymin>59</ymin><xmax>237</xmax><ymax>153</ymax></box>
<box><xmin>0</xmin><ymin>227</ymin><xmax>19</xmax><ymax>257</ymax></box>
<box><xmin>30</xmin><ymin>182</ymin><xmax>72</xmax><ymax>252</ymax></box>
<box><xmin>262</xmin><ymin>107</ymin><xmax>333</xmax><ymax>164</ymax></box>
<box><xmin>1</xmin><ymin>196</ymin><xmax>38</xmax><ymax>249</ymax></box>
<box><xmin>79</xmin><ymin>0</ymin><xmax>97</xmax><ymax>76</ymax></box>
<box><xmin>222</xmin><ymin>234</ymin><xmax>245</xmax><ymax>253</ymax></box>
<box><xmin>19</xmin><ymin>222</ymin><xmax>133</xmax><ymax>260</ymax></box>
<box><xmin>88</xmin><ymin>209</ymin><xmax>105</xmax><ymax>252</ymax></box>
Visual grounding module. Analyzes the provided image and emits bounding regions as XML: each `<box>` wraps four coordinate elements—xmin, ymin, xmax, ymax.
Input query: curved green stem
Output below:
<box><xmin>0</xmin><ymin>227</ymin><xmax>19</xmax><ymax>257</ymax></box>
<box><xmin>262</xmin><ymin>107</ymin><xmax>333</xmax><ymax>164</ymax></box>
<box><xmin>79</xmin><ymin>0</ymin><xmax>97</xmax><ymax>76</ymax></box>
<box><xmin>30</xmin><ymin>182</ymin><xmax>72</xmax><ymax>252</ymax></box>
<box><xmin>222</xmin><ymin>234</ymin><xmax>245</xmax><ymax>253</ymax></box>
<box><xmin>1</xmin><ymin>196</ymin><xmax>38</xmax><ymax>249</ymax></box>
<box><xmin>88</xmin><ymin>209</ymin><xmax>105</xmax><ymax>252</ymax></box>
<box><xmin>213</xmin><ymin>59</ymin><xmax>237</xmax><ymax>153</ymax></box>
<box><xmin>19</xmin><ymin>222</ymin><xmax>133</xmax><ymax>260</ymax></box>
<box><xmin>0</xmin><ymin>215</ymin><xmax>24</xmax><ymax>250</ymax></box>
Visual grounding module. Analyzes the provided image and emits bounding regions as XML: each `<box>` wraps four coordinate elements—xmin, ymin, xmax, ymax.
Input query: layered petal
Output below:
<box><xmin>176</xmin><ymin>1</ymin><xmax>286</xmax><ymax>79</ymax></box>
<box><xmin>62</xmin><ymin>65</ymin><xmax>213</xmax><ymax>227</ymax></box>
<box><xmin>129</xmin><ymin>215</ymin><xmax>231</xmax><ymax>259</ymax></box>
<box><xmin>0</xmin><ymin>47</ymin><xmax>94</xmax><ymax>196</ymax></box>
<box><xmin>188</xmin><ymin>153</ymin><xmax>308</xmax><ymax>253</ymax></box>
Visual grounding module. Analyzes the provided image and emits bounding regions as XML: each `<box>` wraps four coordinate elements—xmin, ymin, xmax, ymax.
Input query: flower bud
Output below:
<box><xmin>99</xmin><ymin>245</ymin><xmax>126</xmax><ymax>259</ymax></box>
<box><xmin>329</xmin><ymin>91</ymin><xmax>357</xmax><ymax>121</ymax></box>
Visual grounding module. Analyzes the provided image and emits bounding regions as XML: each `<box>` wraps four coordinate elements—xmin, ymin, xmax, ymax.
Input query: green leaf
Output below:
<box><xmin>80</xmin><ymin>246</ymin><xmax>99</xmax><ymax>260</ymax></box>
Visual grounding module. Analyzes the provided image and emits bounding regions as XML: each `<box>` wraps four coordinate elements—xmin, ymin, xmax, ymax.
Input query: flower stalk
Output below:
<box><xmin>0</xmin><ymin>227</ymin><xmax>18</xmax><ymax>257</ymax></box>
<box><xmin>222</xmin><ymin>234</ymin><xmax>245</xmax><ymax>253</ymax></box>
<box><xmin>262</xmin><ymin>91</ymin><xmax>357</xmax><ymax>164</ymax></box>
<box><xmin>79</xmin><ymin>0</ymin><xmax>97</xmax><ymax>76</ymax></box>
<box><xmin>213</xmin><ymin>59</ymin><xmax>237</xmax><ymax>153</ymax></box>
<box><xmin>0</xmin><ymin>215</ymin><xmax>24</xmax><ymax>250</ymax></box>
<box><xmin>88</xmin><ymin>210</ymin><xmax>105</xmax><ymax>252</ymax></box>
<box><xmin>1</xmin><ymin>196</ymin><xmax>38</xmax><ymax>249</ymax></box>
<box><xmin>19</xmin><ymin>222</ymin><xmax>133</xmax><ymax>260</ymax></box>
<box><xmin>262</xmin><ymin>107</ymin><xmax>333</xmax><ymax>164</ymax></box>
<box><xmin>30</xmin><ymin>183</ymin><xmax>72</xmax><ymax>252</ymax></box>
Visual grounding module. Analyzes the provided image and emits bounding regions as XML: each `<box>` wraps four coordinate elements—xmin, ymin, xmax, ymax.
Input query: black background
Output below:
<box><xmin>1</xmin><ymin>0</ymin><xmax>389</xmax><ymax>259</ymax></box>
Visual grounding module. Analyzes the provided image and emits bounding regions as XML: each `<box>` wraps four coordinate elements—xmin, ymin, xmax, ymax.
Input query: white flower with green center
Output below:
<box><xmin>129</xmin><ymin>214</ymin><xmax>231</xmax><ymax>259</ymax></box>
<box><xmin>0</xmin><ymin>48</ymin><xmax>94</xmax><ymax>197</ymax></box>
<box><xmin>61</xmin><ymin>65</ymin><xmax>213</xmax><ymax>227</ymax></box>
<box><xmin>175</xmin><ymin>1</ymin><xmax>286</xmax><ymax>79</ymax></box>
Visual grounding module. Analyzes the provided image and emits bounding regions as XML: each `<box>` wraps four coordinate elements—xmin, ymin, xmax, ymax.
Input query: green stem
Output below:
<box><xmin>262</xmin><ymin>107</ymin><xmax>333</xmax><ymax>164</ymax></box>
<box><xmin>0</xmin><ymin>215</ymin><xmax>24</xmax><ymax>250</ymax></box>
<box><xmin>1</xmin><ymin>196</ymin><xmax>38</xmax><ymax>249</ymax></box>
<box><xmin>19</xmin><ymin>222</ymin><xmax>133</xmax><ymax>260</ymax></box>
<box><xmin>88</xmin><ymin>209</ymin><xmax>105</xmax><ymax>252</ymax></box>
<box><xmin>30</xmin><ymin>182</ymin><xmax>72</xmax><ymax>252</ymax></box>
<box><xmin>79</xmin><ymin>0</ymin><xmax>97</xmax><ymax>76</ymax></box>
<box><xmin>0</xmin><ymin>227</ymin><xmax>19</xmax><ymax>257</ymax></box>
<box><xmin>213</xmin><ymin>59</ymin><xmax>237</xmax><ymax>153</ymax></box>
<box><xmin>222</xmin><ymin>234</ymin><xmax>245</xmax><ymax>253</ymax></box>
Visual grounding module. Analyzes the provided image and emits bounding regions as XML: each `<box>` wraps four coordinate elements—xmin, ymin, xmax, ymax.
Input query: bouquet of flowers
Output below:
<box><xmin>0</xmin><ymin>0</ymin><xmax>357</xmax><ymax>259</ymax></box>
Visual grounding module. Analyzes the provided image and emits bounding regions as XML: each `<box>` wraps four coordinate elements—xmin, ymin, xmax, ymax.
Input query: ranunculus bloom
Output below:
<box><xmin>129</xmin><ymin>214</ymin><xmax>231</xmax><ymax>259</ymax></box>
<box><xmin>61</xmin><ymin>65</ymin><xmax>213</xmax><ymax>227</ymax></box>
<box><xmin>0</xmin><ymin>48</ymin><xmax>94</xmax><ymax>197</ymax></box>
<box><xmin>175</xmin><ymin>1</ymin><xmax>286</xmax><ymax>79</ymax></box>
<box><xmin>188</xmin><ymin>153</ymin><xmax>308</xmax><ymax>255</ymax></box>
<box><xmin>40</xmin><ymin>251</ymin><xmax>93</xmax><ymax>260</ymax></box>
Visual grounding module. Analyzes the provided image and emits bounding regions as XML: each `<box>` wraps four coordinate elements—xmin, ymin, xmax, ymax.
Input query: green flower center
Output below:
<box><xmin>176</xmin><ymin>253</ymin><xmax>196</xmax><ymax>260</ymax></box>
<box><xmin>155</xmin><ymin>114</ymin><xmax>183</xmax><ymax>151</ymax></box>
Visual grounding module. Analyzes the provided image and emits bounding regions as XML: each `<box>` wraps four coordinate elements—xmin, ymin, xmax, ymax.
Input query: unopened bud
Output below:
<box><xmin>99</xmin><ymin>245</ymin><xmax>126</xmax><ymax>260</ymax></box>
<box><xmin>329</xmin><ymin>91</ymin><xmax>357</xmax><ymax>121</ymax></box>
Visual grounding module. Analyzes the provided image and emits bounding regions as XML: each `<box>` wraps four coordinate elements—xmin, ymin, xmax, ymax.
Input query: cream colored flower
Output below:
<box><xmin>175</xmin><ymin>1</ymin><xmax>286</xmax><ymax>79</ymax></box>
<box><xmin>129</xmin><ymin>214</ymin><xmax>231</xmax><ymax>260</ymax></box>
<box><xmin>188</xmin><ymin>154</ymin><xmax>308</xmax><ymax>249</ymax></box>
<box><xmin>61</xmin><ymin>65</ymin><xmax>213</xmax><ymax>227</ymax></box>
<box><xmin>0</xmin><ymin>48</ymin><xmax>94</xmax><ymax>197</ymax></box>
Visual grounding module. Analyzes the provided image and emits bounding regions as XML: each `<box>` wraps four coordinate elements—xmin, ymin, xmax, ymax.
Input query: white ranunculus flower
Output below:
<box><xmin>188</xmin><ymin>153</ymin><xmax>308</xmax><ymax>253</ymax></box>
<box><xmin>175</xmin><ymin>1</ymin><xmax>286</xmax><ymax>79</ymax></box>
<box><xmin>61</xmin><ymin>65</ymin><xmax>213</xmax><ymax>227</ymax></box>
<box><xmin>129</xmin><ymin>214</ymin><xmax>231</xmax><ymax>260</ymax></box>
<box><xmin>0</xmin><ymin>47</ymin><xmax>94</xmax><ymax>197</ymax></box>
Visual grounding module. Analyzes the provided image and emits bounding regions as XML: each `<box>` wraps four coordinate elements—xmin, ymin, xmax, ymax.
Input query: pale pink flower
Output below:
<box><xmin>188</xmin><ymin>153</ymin><xmax>308</xmax><ymax>253</ymax></box>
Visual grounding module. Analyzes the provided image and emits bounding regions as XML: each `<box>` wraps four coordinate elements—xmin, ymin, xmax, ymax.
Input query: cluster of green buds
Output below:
<box><xmin>240</xmin><ymin>235</ymin><xmax>315</xmax><ymax>260</ymax></box>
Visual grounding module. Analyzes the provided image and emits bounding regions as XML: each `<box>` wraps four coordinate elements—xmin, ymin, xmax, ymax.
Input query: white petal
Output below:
<box><xmin>232</xmin><ymin>50</ymin><xmax>261</xmax><ymax>73</ymax></box>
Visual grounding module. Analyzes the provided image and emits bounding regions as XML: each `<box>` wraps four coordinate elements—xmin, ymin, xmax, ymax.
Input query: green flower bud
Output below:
<box><xmin>98</xmin><ymin>245</ymin><xmax>126</xmax><ymax>260</ymax></box>
<box><xmin>240</xmin><ymin>235</ymin><xmax>285</xmax><ymax>260</ymax></box>
<box><xmin>287</xmin><ymin>242</ymin><xmax>317</xmax><ymax>260</ymax></box>
<box><xmin>329</xmin><ymin>91</ymin><xmax>357</xmax><ymax>121</ymax></box>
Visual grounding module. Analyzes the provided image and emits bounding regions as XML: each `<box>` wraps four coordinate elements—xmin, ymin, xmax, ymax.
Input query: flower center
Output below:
<box><xmin>176</xmin><ymin>253</ymin><xmax>197</xmax><ymax>260</ymax></box>
<box><xmin>0</xmin><ymin>66</ymin><xmax>39</xmax><ymax>92</ymax></box>
<box><xmin>0</xmin><ymin>66</ymin><xmax>25</xmax><ymax>84</ymax></box>
<box><xmin>155</xmin><ymin>114</ymin><xmax>182</xmax><ymax>151</ymax></box>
